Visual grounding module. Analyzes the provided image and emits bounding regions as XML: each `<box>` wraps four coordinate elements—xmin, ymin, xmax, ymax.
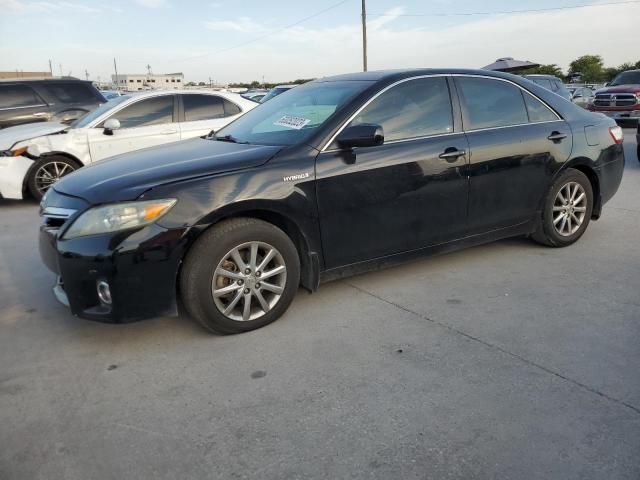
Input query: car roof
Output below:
<box><xmin>117</xmin><ymin>89</ymin><xmax>253</xmax><ymax>102</ymax></box>
<box><xmin>523</xmin><ymin>74</ymin><xmax>561</xmax><ymax>80</ymax></box>
<box><xmin>0</xmin><ymin>77</ymin><xmax>93</xmax><ymax>84</ymax></box>
<box><xmin>317</xmin><ymin>68</ymin><xmax>546</xmax><ymax>83</ymax></box>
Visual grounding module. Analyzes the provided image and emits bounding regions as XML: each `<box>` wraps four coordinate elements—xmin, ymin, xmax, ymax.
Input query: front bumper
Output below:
<box><xmin>39</xmin><ymin>221</ymin><xmax>191</xmax><ymax>323</ymax></box>
<box><xmin>0</xmin><ymin>155</ymin><xmax>32</xmax><ymax>199</ymax></box>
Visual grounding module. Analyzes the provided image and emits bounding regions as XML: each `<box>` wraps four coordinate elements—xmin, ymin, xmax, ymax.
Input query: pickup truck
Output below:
<box><xmin>588</xmin><ymin>69</ymin><xmax>640</xmax><ymax>124</ymax></box>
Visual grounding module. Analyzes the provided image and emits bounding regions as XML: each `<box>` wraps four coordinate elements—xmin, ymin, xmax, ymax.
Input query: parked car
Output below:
<box><xmin>0</xmin><ymin>90</ymin><xmax>256</xmax><ymax>200</ymax></box>
<box><xmin>38</xmin><ymin>69</ymin><xmax>624</xmax><ymax>333</ymax></box>
<box><xmin>570</xmin><ymin>86</ymin><xmax>595</xmax><ymax>108</ymax></box>
<box><xmin>260</xmin><ymin>85</ymin><xmax>296</xmax><ymax>103</ymax></box>
<box><xmin>101</xmin><ymin>90</ymin><xmax>123</xmax><ymax>100</ymax></box>
<box><xmin>523</xmin><ymin>74</ymin><xmax>572</xmax><ymax>101</ymax></box>
<box><xmin>0</xmin><ymin>78</ymin><xmax>105</xmax><ymax>129</ymax></box>
<box><xmin>588</xmin><ymin>69</ymin><xmax>640</xmax><ymax>124</ymax></box>
<box><xmin>242</xmin><ymin>91</ymin><xmax>268</xmax><ymax>103</ymax></box>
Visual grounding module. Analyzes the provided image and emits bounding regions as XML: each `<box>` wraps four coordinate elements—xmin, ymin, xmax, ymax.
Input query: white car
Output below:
<box><xmin>0</xmin><ymin>90</ymin><xmax>257</xmax><ymax>200</ymax></box>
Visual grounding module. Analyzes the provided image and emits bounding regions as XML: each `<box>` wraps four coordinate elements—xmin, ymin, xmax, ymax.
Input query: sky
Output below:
<box><xmin>0</xmin><ymin>0</ymin><xmax>639</xmax><ymax>84</ymax></box>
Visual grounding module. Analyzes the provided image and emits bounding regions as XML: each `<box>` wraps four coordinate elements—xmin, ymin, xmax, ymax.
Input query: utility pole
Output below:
<box><xmin>361</xmin><ymin>0</ymin><xmax>368</xmax><ymax>72</ymax></box>
<box><xmin>48</xmin><ymin>59</ymin><xmax>53</xmax><ymax>77</ymax></box>
<box><xmin>85</xmin><ymin>69</ymin><xmax>89</xmax><ymax>81</ymax></box>
<box><xmin>59</xmin><ymin>63</ymin><xmax>63</xmax><ymax>77</ymax></box>
<box><xmin>113</xmin><ymin>57</ymin><xmax>120</xmax><ymax>91</ymax></box>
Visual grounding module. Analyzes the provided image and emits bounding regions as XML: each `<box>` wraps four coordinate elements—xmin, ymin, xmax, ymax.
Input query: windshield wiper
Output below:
<box><xmin>214</xmin><ymin>134</ymin><xmax>249</xmax><ymax>144</ymax></box>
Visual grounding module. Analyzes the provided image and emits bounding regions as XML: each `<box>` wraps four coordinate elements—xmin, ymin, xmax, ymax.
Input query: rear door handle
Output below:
<box><xmin>160</xmin><ymin>129</ymin><xmax>178</xmax><ymax>135</ymax></box>
<box><xmin>547</xmin><ymin>132</ymin><xmax>567</xmax><ymax>142</ymax></box>
<box><xmin>439</xmin><ymin>148</ymin><xmax>466</xmax><ymax>161</ymax></box>
<box><xmin>32</xmin><ymin>112</ymin><xmax>48</xmax><ymax>118</ymax></box>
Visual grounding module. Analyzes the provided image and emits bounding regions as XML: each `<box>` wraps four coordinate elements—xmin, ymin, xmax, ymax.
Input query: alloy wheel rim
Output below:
<box><xmin>35</xmin><ymin>161</ymin><xmax>75</xmax><ymax>195</ymax></box>
<box><xmin>211</xmin><ymin>241</ymin><xmax>287</xmax><ymax>322</ymax></box>
<box><xmin>552</xmin><ymin>181</ymin><xmax>587</xmax><ymax>237</ymax></box>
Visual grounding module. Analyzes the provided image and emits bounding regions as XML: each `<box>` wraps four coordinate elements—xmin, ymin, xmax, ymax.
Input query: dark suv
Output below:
<box><xmin>0</xmin><ymin>78</ymin><xmax>105</xmax><ymax>129</ymax></box>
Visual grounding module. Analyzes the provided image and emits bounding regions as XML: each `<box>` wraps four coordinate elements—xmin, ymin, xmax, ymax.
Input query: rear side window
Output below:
<box><xmin>533</xmin><ymin>78</ymin><xmax>553</xmax><ymax>90</ymax></box>
<box><xmin>523</xmin><ymin>93</ymin><xmax>558</xmax><ymax>123</ymax></box>
<box><xmin>183</xmin><ymin>94</ymin><xmax>225</xmax><ymax>121</ymax></box>
<box><xmin>40</xmin><ymin>83</ymin><xmax>98</xmax><ymax>103</ymax></box>
<box><xmin>456</xmin><ymin>77</ymin><xmax>528</xmax><ymax>130</ymax></box>
<box><xmin>0</xmin><ymin>85</ymin><xmax>44</xmax><ymax>108</ymax></box>
<box><xmin>349</xmin><ymin>77</ymin><xmax>453</xmax><ymax>142</ymax></box>
<box><xmin>109</xmin><ymin>96</ymin><xmax>174</xmax><ymax>129</ymax></box>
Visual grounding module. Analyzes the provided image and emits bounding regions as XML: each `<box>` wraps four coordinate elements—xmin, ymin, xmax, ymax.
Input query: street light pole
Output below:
<box><xmin>361</xmin><ymin>0</ymin><xmax>367</xmax><ymax>72</ymax></box>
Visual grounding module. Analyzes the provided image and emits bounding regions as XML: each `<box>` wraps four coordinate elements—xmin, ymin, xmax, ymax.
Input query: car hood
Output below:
<box><xmin>596</xmin><ymin>84</ymin><xmax>640</xmax><ymax>94</ymax></box>
<box><xmin>53</xmin><ymin>137</ymin><xmax>282</xmax><ymax>204</ymax></box>
<box><xmin>0</xmin><ymin>122</ymin><xmax>68</xmax><ymax>150</ymax></box>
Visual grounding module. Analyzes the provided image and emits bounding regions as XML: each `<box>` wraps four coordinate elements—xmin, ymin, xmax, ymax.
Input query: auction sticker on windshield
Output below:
<box><xmin>274</xmin><ymin>115</ymin><xmax>311</xmax><ymax>130</ymax></box>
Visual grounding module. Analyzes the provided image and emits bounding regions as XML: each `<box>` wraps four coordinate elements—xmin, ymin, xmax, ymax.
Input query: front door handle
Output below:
<box><xmin>547</xmin><ymin>131</ymin><xmax>568</xmax><ymax>142</ymax></box>
<box><xmin>160</xmin><ymin>129</ymin><xmax>178</xmax><ymax>135</ymax></box>
<box><xmin>439</xmin><ymin>148</ymin><xmax>466</xmax><ymax>161</ymax></box>
<box><xmin>32</xmin><ymin>112</ymin><xmax>48</xmax><ymax>118</ymax></box>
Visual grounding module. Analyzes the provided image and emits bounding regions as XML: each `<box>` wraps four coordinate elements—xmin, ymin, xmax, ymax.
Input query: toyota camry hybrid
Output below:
<box><xmin>38</xmin><ymin>69</ymin><xmax>625</xmax><ymax>334</ymax></box>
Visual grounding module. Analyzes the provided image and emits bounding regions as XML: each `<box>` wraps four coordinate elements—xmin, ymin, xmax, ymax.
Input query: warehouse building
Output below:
<box><xmin>111</xmin><ymin>72</ymin><xmax>184</xmax><ymax>91</ymax></box>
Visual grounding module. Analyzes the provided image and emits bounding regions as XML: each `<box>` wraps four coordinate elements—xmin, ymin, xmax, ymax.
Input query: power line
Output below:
<box><xmin>368</xmin><ymin>0</ymin><xmax>640</xmax><ymax>17</ymax></box>
<box><xmin>174</xmin><ymin>0</ymin><xmax>351</xmax><ymax>62</ymax></box>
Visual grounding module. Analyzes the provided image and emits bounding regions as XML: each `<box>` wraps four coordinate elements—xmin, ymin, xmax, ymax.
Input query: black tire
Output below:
<box><xmin>531</xmin><ymin>168</ymin><xmax>593</xmax><ymax>247</ymax></box>
<box><xmin>27</xmin><ymin>156</ymin><xmax>79</xmax><ymax>201</ymax></box>
<box><xmin>180</xmin><ymin>218</ymin><xmax>300</xmax><ymax>334</ymax></box>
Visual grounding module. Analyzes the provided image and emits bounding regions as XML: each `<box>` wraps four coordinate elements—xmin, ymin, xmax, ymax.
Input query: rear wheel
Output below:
<box><xmin>180</xmin><ymin>218</ymin><xmax>300</xmax><ymax>334</ymax></box>
<box><xmin>27</xmin><ymin>156</ymin><xmax>79</xmax><ymax>200</ymax></box>
<box><xmin>532</xmin><ymin>168</ymin><xmax>593</xmax><ymax>247</ymax></box>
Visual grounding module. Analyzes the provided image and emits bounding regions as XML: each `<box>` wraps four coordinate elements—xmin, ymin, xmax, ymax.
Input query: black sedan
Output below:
<box><xmin>39</xmin><ymin>69</ymin><xmax>625</xmax><ymax>334</ymax></box>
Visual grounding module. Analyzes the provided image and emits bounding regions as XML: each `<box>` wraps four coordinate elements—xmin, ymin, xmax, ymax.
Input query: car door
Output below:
<box><xmin>0</xmin><ymin>84</ymin><xmax>50</xmax><ymax>128</ymax></box>
<box><xmin>179</xmin><ymin>94</ymin><xmax>244</xmax><ymax>139</ymax></box>
<box><xmin>454</xmin><ymin>75</ymin><xmax>572</xmax><ymax>233</ymax></box>
<box><xmin>315</xmin><ymin>76</ymin><xmax>469</xmax><ymax>269</ymax></box>
<box><xmin>87</xmin><ymin>95</ymin><xmax>179</xmax><ymax>162</ymax></box>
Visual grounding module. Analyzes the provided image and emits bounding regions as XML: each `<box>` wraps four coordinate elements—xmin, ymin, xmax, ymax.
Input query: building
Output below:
<box><xmin>111</xmin><ymin>72</ymin><xmax>184</xmax><ymax>91</ymax></box>
<box><xmin>0</xmin><ymin>71</ymin><xmax>52</xmax><ymax>80</ymax></box>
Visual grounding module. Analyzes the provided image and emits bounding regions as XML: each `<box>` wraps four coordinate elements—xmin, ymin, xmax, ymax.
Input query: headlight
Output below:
<box><xmin>63</xmin><ymin>199</ymin><xmax>177</xmax><ymax>239</ymax></box>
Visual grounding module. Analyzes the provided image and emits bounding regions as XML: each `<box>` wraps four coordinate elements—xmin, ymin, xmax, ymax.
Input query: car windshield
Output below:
<box><xmin>215</xmin><ymin>81</ymin><xmax>372</xmax><ymax>146</ymax></box>
<box><xmin>70</xmin><ymin>95</ymin><xmax>131</xmax><ymax>128</ymax></box>
<box><xmin>610</xmin><ymin>71</ymin><xmax>640</xmax><ymax>86</ymax></box>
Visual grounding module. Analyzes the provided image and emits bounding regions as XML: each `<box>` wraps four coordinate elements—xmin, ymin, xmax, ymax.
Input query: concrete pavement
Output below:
<box><xmin>1</xmin><ymin>130</ymin><xmax>639</xmax><ymax>480</ymax></box>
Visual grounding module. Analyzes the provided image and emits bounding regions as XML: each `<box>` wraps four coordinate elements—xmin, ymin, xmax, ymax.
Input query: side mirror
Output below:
<box><xmin>573</xmin><ymin>94</ymin><xmax>583</xmax><ymax>99</ymax></box>
<box><xmin>336</xmin><ymin>124</ymin><xmax>384</xmax><ymax>149</ymax></box>
<box><xmin>103</xmin><ymin>118</ymin><xmax>121</xmax><ymax>136</ymax></box>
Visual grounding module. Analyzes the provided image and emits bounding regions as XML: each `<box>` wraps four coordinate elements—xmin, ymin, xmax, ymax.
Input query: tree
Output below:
<box><xmin>568</xmin><ymin>55</ymin><xmax>605</xmax><ymax>83</ymax></box>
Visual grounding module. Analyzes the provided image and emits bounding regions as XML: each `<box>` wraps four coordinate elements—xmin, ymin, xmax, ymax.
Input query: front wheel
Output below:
<box><xmin>27</xmin><ymin>156</ymin><xmax>78</xmax><ymax>200</ymax></box>
<box><xmin>180</xmin><ymin>218</ymin><xmax>300</xmax><ymax>334</ymax></box>
<box><xmin>531</xmin><ymin>168</ymin><xmax>593</xmax><ymax>247</ymax></box>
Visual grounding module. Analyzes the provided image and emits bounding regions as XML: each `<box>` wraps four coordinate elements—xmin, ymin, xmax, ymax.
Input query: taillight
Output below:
<box><xmin>609</xmin><ymin>126</ymin><xmax>624</xmax><ymax>144</ymax></box>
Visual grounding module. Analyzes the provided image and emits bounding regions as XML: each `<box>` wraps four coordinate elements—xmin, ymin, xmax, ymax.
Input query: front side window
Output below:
<box><xmin>523</xmin><ymin>93</ymin><xmax>558</xmax><ymax>123</ymax></box>
<box><xmin>0</xmin><ymin>84</ymin><xmax>44</xmax><ymax>108</ymax></box>
<box><xmin>346</xmin><ymin>77</ymin><xmax>453</xmax><ymax>142</ymax></box>
<box><xmin>106</xmin><ymin>96</ymin><xmax>174</xmax><ymax>129</ymax></box>
<box><xmin>215</xmin><ymin>80</ymin><xmax>372</xmax><ymax>146</ymax></box>
<box><xmin>183</xmin><ymin>94</ymin><xmax>225</xmax><ymax>121</ymax></box>
<box><xmin>457</xmin><ymin>77</ymin><xmax>528</xmax><ymax>130</ymax></box>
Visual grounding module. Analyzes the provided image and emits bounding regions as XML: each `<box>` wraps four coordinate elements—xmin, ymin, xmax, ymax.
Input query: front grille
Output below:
<box><xmin>41</xmin><ymin>207</ymin><xmax>76</xmax><ymax>229</ymax></box>
<box><xmin>594</xmin><ymin>93</ymin><xmax>638</xmax><ymax>108</ymax></box>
